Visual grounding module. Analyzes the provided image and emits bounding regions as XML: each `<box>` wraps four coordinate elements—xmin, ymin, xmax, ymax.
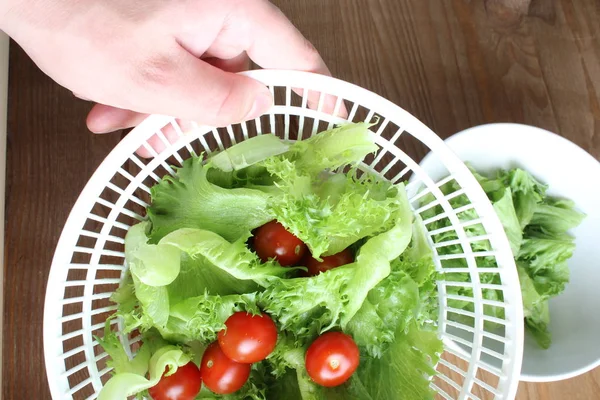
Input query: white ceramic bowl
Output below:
<box><xmin>419</xmin><ymin>123</ymin><xmax>600</xmax><ymax>382</ymax></box>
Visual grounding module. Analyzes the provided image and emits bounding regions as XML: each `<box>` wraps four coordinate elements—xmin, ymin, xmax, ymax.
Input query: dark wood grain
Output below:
<box><xmin>4</xmin><ymin>44</ymin><xmax>120</xmax><ymax>399</ymax></box>
<box><xmin>4</xmin><ymin>0</ymin><xmax>600</xmax><ymax>399</ymax></box>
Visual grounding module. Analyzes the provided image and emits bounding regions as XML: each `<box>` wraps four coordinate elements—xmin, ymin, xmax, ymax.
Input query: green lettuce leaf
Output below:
<box><xmin>125</xmin><ymin>222</ymin><xmax>181</xmax><ymax>286</ymax></box>
<box><xmin>269</xmin><ymin>169</ymin><xmax>403</xmax><ymax>258</ymax></box>
<box><xmin>527</xmin><ymin>198</ymin><xmax>585</xmax><ymax>235</ymax></box>
<box><xmin>340</xmin><ymin>182</ymin><xmax>413</xmax><ymax>325</ymax></box>
<box><xmin>345</xmin><ymin>270</ymin><xmax>419</xmax><ymax>357</ymax></box>
<box><xmin>425</xmin><ymin>166</ymin><xmax>584</xmax><ymax>349</ymax></box>
<box><xmin>517</xmin><ymin>264</ymin><xmax>551</xmax><ymax>348</ymax></box>
<box><xmin>500</xmin><ymin>168</ymin><xmax>546</xmax><ymax>229</ymax></box>
<box><xmin>162</xmin><ymin>292</ymin><xmax>260</xmax><ymax>343</ymax></box>
<box><xmin>258</xmin><ymin>184</ymin><xmax>413</xmax><ymax>347</ymax></box>
<box><xmin>97</xmin><ymin>330</ymin><xmax>191</xmax><ymax>400</ymax></box>
<box><xmin>209</xmin><ymin>134</ymin><xmax>289</xmax><ymax>172</ymax></box>
<box><xmin>287</xmin><ymin>122</ymin><xmax>378</xmax><ymax>175</ymax></box>
<box><xmin>492</xmin><ymin>188</ymin><xmax>523</xmax><ymax>255</ymax></box>
<box><xmin>159</xmin><ymin>228</ymin><xmax>290</xmax><ymax>289</ymax></box>
<box><xmin>355</xmin><ymin>322</ymin><xmax>443</xmax><ymax>400</ymax></box>
<box><xmin>265</xmin><ymin>322</ymin><xmax>443</xmax><ymax>400</ymax></box>
<box><xmin>147</xmin><ymin>156</ymin><xmax>273</xmax><ymax>243</ymax></box>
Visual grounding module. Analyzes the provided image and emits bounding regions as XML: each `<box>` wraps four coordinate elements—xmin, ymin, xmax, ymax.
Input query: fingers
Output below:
<box><xmin>233</xmin><ymin>1</ymin><xmax>330</xmax><ymax>75</ymax></box>
<box><xmin>123</xmin><ymin>48</ymin><xmax>272</xmax><ymax>127</ymax></box>
<box><xmin>228</xmin><ymin>1</ymin><xmax>341</xmax><ymax>115</ymax></box>
<box><xmin>87</xmin><ymin>104</ymin><xmax>149</xmax><ymax>133</ymax></box>
<box><xmin>203</xmin><ymin>52</ymin><xmax>251</xmax><ymax>73</ymax></box>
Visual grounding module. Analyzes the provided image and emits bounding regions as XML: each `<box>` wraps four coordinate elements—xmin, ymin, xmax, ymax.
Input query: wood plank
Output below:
<box><xmin>3</xmin><ymin>42</ymin><xmax>119</xmax><ymax>399</ymax></box>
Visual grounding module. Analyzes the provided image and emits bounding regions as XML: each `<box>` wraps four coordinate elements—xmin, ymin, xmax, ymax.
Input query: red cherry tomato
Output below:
<box><xmin>218</xmin><ymin>312</ymin><xmax>278</xmax><ymax>363</ymax></box>
<box><xmin>148</xmin><ymin>362</ymin><xmax>202</xmax><ymax>400</ymax></box>
<box><xmin>304</xmin><ymin>248</ymin><xmax>354</xmax><ymax>276</ymax></box>
<box><xmin>200</xmin><ymin>342</ymin><xmax>251</xmax><ymax>394</ymax></box>
<box><xmin>253</xmin><ymin>221</ymin><xmax>307</xmax><ymax>266</ymax></box>
<box><xmin>305</xmin><ymin>332</ymin><xmax>360</xmax><ymax>387</ymax></box>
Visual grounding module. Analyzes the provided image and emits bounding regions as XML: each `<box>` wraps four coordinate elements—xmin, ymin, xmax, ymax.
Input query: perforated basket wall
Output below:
<box><xmin>43</xmin><ymin>70</ymin><xmax>523</xmax><ymax>400</ymax></box>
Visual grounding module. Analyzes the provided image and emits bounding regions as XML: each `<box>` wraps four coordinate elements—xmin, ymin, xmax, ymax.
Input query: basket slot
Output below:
<box><xmin>415</xmin><ymin>189</ymin><xmax>466</xmax><ymax>215</ymax></box>
<box><xmin>154</xmin><ymin>128</ymin><xmax>184</xmax><ymax>165</ymax></box>
<box><xmin>442</xmin><ymin>332</ymin><xmax>475</xmax><ymax>350</ymax></box>
<box><xmin>390</xmin><ymin>165</ymin><xmax>411</xmax><ymax>184</ymax></box>
<box><xmin>197</xmin><ymin>134</ymin><xmax>213</xmax><ymax>155</ymax></box>
<box><xmin>438</xmin><ymin>251</ymin><xmax>497</xmax><ymax>260</ymax></box>
<box><xmin>96</xmin><ymin>198</ymin><xmax>143</xmax><ymax>222</ymax></box>
<box><xmin>332</xmin><ymin>95</ymin><xmax>344</xmax><ymax>118</ymax></box>
<box><xmin>369</xmin><ymin>144</ymin><xmax>396</xmax><ymax>172</ymax></box>
<box><xmin>138</xmin><ymin>141</ymin><xmax>176</xmax><ymax>176</ymax></box>
<box><xmin>326</xmin><ymin>96</ymin><xmax>345</xmax><ymax>130</ymax></box>
<box><xmin>59</xmin><ymin>306</ymin><xmax>118</xmax><ymax>324</ymax></box>
<box><xmin>409</xmin><ymin>174</ymin><xmax>456</xmax><ymax>204</ymax></box>
<box><xmin>430</xmin><ymin>383</ymin><xmax>455</xmax><ymax>400</ymax></box>
<box><xmin>129</xmin><ymin>154</ymin><xmax>161</xmax><ymax>183</ymax></box>
<box><xmin>283</xmin><ymin>87</ymin><xmax>292</xmax><ymax>139</ymax></box>
<box><xmin>346</xmin><ymin>101</ymin><xmax>359</xmax><ymax>122</ymax></box>
<box><xmin>433</xmin><ymin>234</ymin><xmax>491</xmax><ymax>249</ymax></box>
<box><xmin>72</xmin><ymin>247</ymin><xmax>124</xmax><ymax>258</ymax></box>
<box><xmin>61</xmin><ymin>345</ymin><xmax>86</xmax><ymax>361</ymax></box>
<box><xmin>267</xmin><ymin>85</ymin><xmax>276</xmax><ymax>131</ymax></box>
<box><xmin>445</xmin><ymin>307</ymin><xmax>477</xmax><ymax>319</ymax></box>
<box><xmin>209</xmin><ymin>128</ymin><xmax>226</xmax><ymax>151</ymax></box>
<box><xmin>115</xmin><ymin>167</ymin><xmax>135</xmax><ymax>183</ymax></box>
<box><xmin>442</xmin><ymin>268</ymin><xmax>499</xmax><ymax>275</ymax></box>
<box><xmin>427</xmin><ymin>219</ymin><xmax>484</xmax><ymax>237</ymax></box>
<box><xmin>438</xmin><ymin>357</ymin><xmax>467</xmax><ymax>378</ymax></box>
<box><xmin>60</xmin><ymin>328</ymin><xmax>84</xmax><ymax>342</ymax></box>
<box><xmin>98</xmin><ymin>365</ymin><xmax>112</xmax><ymax>379</ymax></box>
<box><xmin>439</xmin><ymin>281</ymin><xmax>474</xmax><ymax>290</ymax></box>
<box><xmin>254</xmin><ymin>112</ymin><xmax>263</xmax><ymax>135</ymax></box>
<box><xmin>422</xmin><ymin>204</ymin><xmax>476</xmax><ymax>226</ymax></box>
<box><xmin>67</xmin><ymin>263</ymin><xmax>125</xmax><ymax>271</ymax></box>
<box><xmin>107</xmin><ymin>180</ymin><xmax>150</xmax><ymax>201</ymax></box>
<box><xmin>169</xmin><ymin>119</ymin><xmax>196</xmax><ymax>156</ymax></box>
<box><xmin>86</xmin><ymin>214</ymin><xmax>130</xmax><ymax>232</ymax></box>
<box><xmin>295</xmin><ymin>88</ymin><xmax>309</xmax><ymax>140</ymax></box>
<box><xmin>78</xmin><ymin>230</ymin><xmax>125</xmax><ymax>245</ymax></box>
<box><xmin>93</xmin><ymin>349</ymin><xmax>109</xmax><ymax>363</ymax></box>
<box><xmin>66</xmin><ymin>377</ymin><xmax>93</xmax><ymax>396</ymax></box>
<box><xmin>64</xmin><ymin>279</ymin><xmax>120</xmax><ymax>287</ymax></box>
<box><xmin>62</xmin><ymin>292</ymin><xmax>111</xmax><ymax>306</ymax></box>
<box><xmin>434</xmin><ymin>372</ymin><xmax>464</xmax><ymax>394</ymax></box>
<box><xmin>478</xmin><ymin>283</ymin><xmax>506</xmax><ymax>291</ymax></box>
<box><xmin>114</xmin><ymin>173</ymin><xmax>151</xmax><ymax>198</ymax></box>
<box><xmin>311</xmin><ymin>115</ymin><xmax>320</xmax><ymax>137</ymax></box>
<box><xmin>478</xmin><ymin>346</ymin><xmax>506</xmax><ymax>362</ymax></box>
<box><xmin>472</xmin><ymin>376</ymin><xmax>501</xmax><ymax>397</ymax></box>
<box><xmin>373</xmin><ymin>118</ymin><xmax>390</xmax><ymax>136</ymax></box>
<box><xmin>226</xmin><ymin>125</ymin><xmax>237</xmax><ymax>145</ymax></box>
<box><xmin>446</xmin><ymin>294</ymin><xmax>506</xmax><ymax>310</ymax></box>
<box><xmin>364</xmin><ymin>109</ymin><xmax>375</xmax><ymax>124</ymax></box>
<box><xmin>61</xmin><ymin>357</ymin><xmax>89</xmax><ymax>378</ymax></box>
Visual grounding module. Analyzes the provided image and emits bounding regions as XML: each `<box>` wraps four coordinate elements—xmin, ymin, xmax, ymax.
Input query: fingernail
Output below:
<box><xmin>245</xmin><ymin>90</ymin><xmax>273</xmax><ymax>120</ymax></box>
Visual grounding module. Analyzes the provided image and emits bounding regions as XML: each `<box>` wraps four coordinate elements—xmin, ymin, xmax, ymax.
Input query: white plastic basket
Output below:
<box><xmin>43</xmin><ymin>70</ymin><xmax>523</xmax><ymax>400</ymax></box>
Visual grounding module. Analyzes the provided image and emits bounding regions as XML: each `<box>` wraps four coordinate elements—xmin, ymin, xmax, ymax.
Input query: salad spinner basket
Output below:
<box><xmin>44</xmin><ymin>70</ymin><xmax>524</xmax><ymax>399</ymax></box>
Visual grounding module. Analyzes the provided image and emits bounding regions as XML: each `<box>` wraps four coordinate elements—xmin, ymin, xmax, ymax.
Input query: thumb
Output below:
<box><xmin>127</xmin><ymin>49</ymin><xmax>272</xmax><ymax>127</ymax></box>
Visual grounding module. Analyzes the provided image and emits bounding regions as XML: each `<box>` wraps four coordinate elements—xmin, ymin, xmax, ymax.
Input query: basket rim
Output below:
<box><xmin>43</xmin><ymin>69</ymin><xmax>524</xmax><ymax>400</ymax></box>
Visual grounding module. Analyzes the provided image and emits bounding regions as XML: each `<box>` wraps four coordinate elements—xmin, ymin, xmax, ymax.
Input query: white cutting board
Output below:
<box><xmin>0</xmin><ymin>31</ymin><xmax>8</xmax><ymax>394</ymax></box>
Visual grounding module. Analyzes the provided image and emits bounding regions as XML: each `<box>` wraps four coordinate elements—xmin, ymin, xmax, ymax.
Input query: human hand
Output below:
<box><xmin>1</xmin><ymin>0</ymin><xmax>332</xmax><ymax>133</ymax></box>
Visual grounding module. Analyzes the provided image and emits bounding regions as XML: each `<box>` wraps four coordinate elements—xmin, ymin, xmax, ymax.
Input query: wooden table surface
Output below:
<box><xmin>4</xmin><ymin>0</ymin><xmax>600</xmax><ymax>398</ymax></box>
